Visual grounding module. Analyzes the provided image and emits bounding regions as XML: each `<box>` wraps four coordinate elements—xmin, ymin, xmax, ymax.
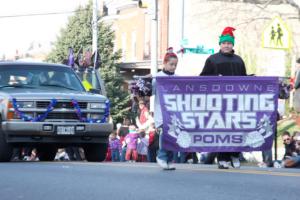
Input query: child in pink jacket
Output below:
<box><xmin>125</xmin><ymin>125</ymin><xmax>139</xmax><ymax>161</ymax></box>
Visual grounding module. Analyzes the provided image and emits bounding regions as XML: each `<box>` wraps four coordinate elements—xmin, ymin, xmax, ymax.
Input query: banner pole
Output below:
<box><xmin>274</xmin><ymin>121</ymin><xmax>278</xmax><ymax>161</ymax></box>
<box><xmin>275</xmin><ymin>126</ymin><xmax>277</xmax><ymax>160</ymax></box>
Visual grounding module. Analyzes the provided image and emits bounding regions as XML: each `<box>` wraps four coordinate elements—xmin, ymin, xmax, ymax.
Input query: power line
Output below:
<box><xmin>0</xmin><ymin>9</ymin><xmax>89</xmax><ymax>19</ymax></box>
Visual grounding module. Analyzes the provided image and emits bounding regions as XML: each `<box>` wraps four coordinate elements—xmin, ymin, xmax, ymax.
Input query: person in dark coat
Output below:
<box><xmin>200</xmin><ymin>27</ymin><xmax>247</xmax><ymax>169</ymax></box>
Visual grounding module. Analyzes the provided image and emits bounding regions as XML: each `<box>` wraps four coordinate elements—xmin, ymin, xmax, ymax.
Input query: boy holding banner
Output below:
<box><xmin>200</xmin><ymin>27</ymin><xmax>247</xmax><ymax>169</ymax></box>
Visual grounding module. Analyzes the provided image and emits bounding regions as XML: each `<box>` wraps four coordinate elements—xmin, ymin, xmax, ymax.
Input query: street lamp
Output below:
<box><xmin>138</xmin><ymin>0</ymin><xmax>149</xmax><ymax>8</ymax></box>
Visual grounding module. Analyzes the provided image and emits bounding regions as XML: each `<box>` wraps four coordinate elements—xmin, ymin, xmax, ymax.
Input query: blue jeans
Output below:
<box><xmin>290</xmin><ymin>156</ymin><xmax>300</xmax><ymax>168</ymax></box>
<box><xmin>111</xmin><ymin>149</ymin><xmax>120</xmax><ymax>162</ymax></box>
<box><xmin>173</xmin><ymin>152</ymin><xmax>186</xmax><ymax>163</ymax></box>
<box><xmin>148</xmin><ymin>148</ymin><xmax>158</xmax><ymax>162</ymax></box>
<box><xmin>157</xmin><ymin>129</ymin><xmax>173</xmax><ymax>163</ymax></box>
<box><xmin>121</xmin><ymin>147</ymin><xmax>127</xmax><ymax>162</ymax></box>
<box><xmin>262</xmin><ymin>149</ymin><xmax>273</xmax><ymax>167</ymax></box>
<box><xmin>278</xmin><ymin>156</ymin><xmax>300</xmax><ymax>168</ymax></box>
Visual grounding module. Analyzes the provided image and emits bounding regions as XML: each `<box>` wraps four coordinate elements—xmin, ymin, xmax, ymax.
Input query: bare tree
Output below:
<box><xmin>286</xmin><ymin>0</ymin><xmax>300</xmax><ymax>19</ymax></box>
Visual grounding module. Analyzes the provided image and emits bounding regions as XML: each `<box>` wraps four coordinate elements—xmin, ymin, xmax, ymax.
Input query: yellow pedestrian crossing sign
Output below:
<box><xmin>262</xmin><ymin>16</ymin><xmax>291</xmax><ymax>50</ymax></box>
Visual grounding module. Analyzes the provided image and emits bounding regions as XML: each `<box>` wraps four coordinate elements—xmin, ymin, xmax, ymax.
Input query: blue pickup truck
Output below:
<box><xmin>0</xmin><ymin>62</ymin><xmax>112</xmax><ymax>162</ymax></box>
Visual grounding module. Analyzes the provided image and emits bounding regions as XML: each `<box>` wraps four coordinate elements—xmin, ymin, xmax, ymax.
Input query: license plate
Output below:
<box><xmin>57</xmin><ymin>126</ymin><xmax>75</xmax><ymax>135</ymax></box>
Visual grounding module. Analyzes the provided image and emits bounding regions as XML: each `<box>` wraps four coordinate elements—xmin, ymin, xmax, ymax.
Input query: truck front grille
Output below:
<box><xmin>37</xmin><ymin>112</ymin><xmax>87</xmax><ymax>120</ymax></box>
<box><xmin>36</xmin><ymin>101</ymin><xmax>88</xmax><ymax>109</ymax></box>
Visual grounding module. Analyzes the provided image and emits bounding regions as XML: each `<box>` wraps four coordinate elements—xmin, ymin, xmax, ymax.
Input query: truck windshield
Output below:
<box><xmin>76</xmin><ymin>68</ymin><xmax>102</xmax><ymax>92</ymax></box>
<box><xmin>0</xmin><ymin>65</ymin><xmax>85</xmax><ymax>91</ymax></box>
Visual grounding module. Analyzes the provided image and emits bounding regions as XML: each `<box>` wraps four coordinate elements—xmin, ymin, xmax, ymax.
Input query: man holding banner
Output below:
<box><xmin>200</xmin><ymin>27</ymin><xmax>247</xmax><ymax>169</ymax></box>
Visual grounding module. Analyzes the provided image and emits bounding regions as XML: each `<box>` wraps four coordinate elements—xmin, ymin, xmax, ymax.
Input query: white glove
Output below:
<box><xmin>116</xmin><ymin>123</ymin><xmax>122</xmax><ymax>130</ymax></box>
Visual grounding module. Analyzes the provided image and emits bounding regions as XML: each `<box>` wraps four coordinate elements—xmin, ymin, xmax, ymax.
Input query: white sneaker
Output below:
<box><xmin>258</xmin><ymin>162</ymin><xmax>267</xmax><ymax>168</ymax></box>
<box><xmin>231</xmin><ymin>156</ymin><xmax>241</xmax><ymax>168</ymax></box>
<box><xmin>156</xmin><ymin>157</ymin><xmax>168</xmax><ymax>169</ymax></box>
<box><xmin>218</xmin><ymin>161</ymin><xmax>229</xmax><ymax>169</ymax></box>
<box><xmin>273</xmin><ymin>161</ymin><xmax>282</xmax><ymax>168</ymax></box>
<box><xmin>23</xmin><ymin>156</ymin><xmax>31</xmax><ymax>161</ymax></box>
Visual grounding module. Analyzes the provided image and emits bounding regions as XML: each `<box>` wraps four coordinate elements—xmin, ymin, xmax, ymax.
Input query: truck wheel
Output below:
<box><xmin>37</xmin><ymin>145</ymin><xmax>57</xmax><ymax>161</ymax></box>
<box><xmin>84</xmin><ymin>143</ymin><xmax>107</xmax><ymax>162</ymax></box>
<box><xmin>0</xmin><ymin>130</ymin><xmax>13</xmax><ymax>162</ymax></box>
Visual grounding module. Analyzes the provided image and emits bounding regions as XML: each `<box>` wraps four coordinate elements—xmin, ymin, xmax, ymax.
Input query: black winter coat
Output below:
<box><xmin>200</xmin><ymin>51</ymin><xmax>247</xmax><ymax>76</ymax></box>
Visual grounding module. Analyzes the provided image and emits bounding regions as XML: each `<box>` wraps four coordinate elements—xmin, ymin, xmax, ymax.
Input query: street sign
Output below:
<box><xmin>180</xmin><ymin>39</ymin><xmax>214</xmax><ymax>54</ymax></box>
<box><xmin>262</xmin><ymin>16</ymin><xmax>291</xmax><ymax>50</ymax></box>
<box><xmin>183</xmin><ymin>46</ymin><xmax>214</xmax><ymax>54</ymax></box>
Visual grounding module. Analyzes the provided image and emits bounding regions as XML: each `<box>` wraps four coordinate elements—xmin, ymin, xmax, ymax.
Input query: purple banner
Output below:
<box><xmin>157</xmin><ymin>76</ymin><xmax>279</xmax><ymax>152</ymax></box>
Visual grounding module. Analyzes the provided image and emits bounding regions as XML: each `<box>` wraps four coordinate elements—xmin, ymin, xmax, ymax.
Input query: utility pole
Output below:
<box><xmin>181</xmin><ymin>0</ymin><xmax>184</xmax><ymax>41</ymax></box>
<box><xmin>92</xmin><ymin>0</ymin><xmax>98</xmax><ymax>90</ymax></box>
<box><xmin>150</xmin><ymin>0</ymin><xmax>158</xmax><ymax>76</ymax></box>
<box><xmin>92</xmin><ymin>0</ymin><xmax>98</xmax><ymax>55</ymax></box>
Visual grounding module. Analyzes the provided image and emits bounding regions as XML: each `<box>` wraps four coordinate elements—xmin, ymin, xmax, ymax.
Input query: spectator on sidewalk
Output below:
<box><xmin>293</xmin><ymin>58</ymin><xmax>300</xmax><ymax>112</ymax></box>
<box><xmin>137</xmin><ymin>131</ymin><xmax>149</xmax><ymax>162</ymax></box>
<box><xmin>294</xmin><ymin>58</ymin><xmax>300</xmax><ymax>90</ymax></box>
<box><xmin>118</xmin><ymin>118</ymin><xmax>130</xmax><ymax>162</ymax></box>
<box><xmin>109</xmin><ymin>132</ymin><xmax>121</xmax><ymax>162</ymax></box>
<box><xmin>282</xmin><ymin>131</ymin><xmax>297</xmax><ymax>158</ymax></box>
<box><xmin>66</xmin><ymin>147</ymin><xmax>82</xmax><ymax>161</ymax></box>
<box><xmin>148</xmin><ymin>123</ymin><xmax>159</xmax><ymax>162</ymax></box>
<box><xmin>279</xmin><ymin>131</ymin><xmax>300</xmax><ymax>168</ymax></box>
<box><xmin>136</xmin><ymin>100</ymin><xmax>152</xmax><ymax>132</ymax></box>
<box><xmin>55</xmin><ymin>148</ymin><xmax>70</xmax><ymax>161</ymax></box>
<box><xmin>125</xmin><ymin>125</ymin><xmax>139</xmax><ymax>162</ymax></box>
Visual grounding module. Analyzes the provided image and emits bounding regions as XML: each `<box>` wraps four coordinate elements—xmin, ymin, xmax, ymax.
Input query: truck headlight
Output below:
<box><xmin>17</xmin><ymin>101</ymin><xmax>34</xmax><ymax>108</ymax></box>
<box><xmin>89</xmin><ymin>103</ymin><xmax>106</xmax><ymax>109</ymax></box>
<box><xmin>14</xmin><ymin>112</ymin><xmax>34</xmax><ymax>119</ymax></box>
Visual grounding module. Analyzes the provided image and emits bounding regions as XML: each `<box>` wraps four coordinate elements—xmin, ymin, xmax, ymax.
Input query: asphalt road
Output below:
<box><xmin>0</xmin><ymin>162</ymin><xmax>299</xmax><ymax>200</ymax></box>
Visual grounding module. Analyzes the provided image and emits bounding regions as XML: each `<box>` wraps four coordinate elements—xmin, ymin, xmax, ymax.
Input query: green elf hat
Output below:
<box><xmin>219</xmin><ymin>27</ymin><xmax>236</xmax><ymax>45</ymax></box>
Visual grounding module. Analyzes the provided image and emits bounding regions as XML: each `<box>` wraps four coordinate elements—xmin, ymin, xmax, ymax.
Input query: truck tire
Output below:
<box><xmin>37</xmin><ymin>145</ymin><xmax>57</xmax><ymax>161</ymax></box>
<box><xmin>84</xmin><ymin>143</ymin><xmax>107</xmax><ymax>162</ymax></box>
<box><xmin>0</xmin><ymin>130</ymin><xmax>13</xmax><ymax>162</ymax></box>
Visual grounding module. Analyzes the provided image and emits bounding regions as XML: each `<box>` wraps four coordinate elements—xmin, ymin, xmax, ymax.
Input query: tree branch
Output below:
<box><xmin>286</xmin><ymin>0</ymin><xmax>300</xmax><ymax>20</ymax></box>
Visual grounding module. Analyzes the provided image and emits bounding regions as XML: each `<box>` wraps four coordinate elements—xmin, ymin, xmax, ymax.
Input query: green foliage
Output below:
<box><xmin>46</xmin><ymin>2</ymin><xmax>130</xmax><ymax>123</ymax></box>
<box><xmin>284</xmin><ymin>51</ymin><xmax>292</xmax><ymax>78</ymax></box>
